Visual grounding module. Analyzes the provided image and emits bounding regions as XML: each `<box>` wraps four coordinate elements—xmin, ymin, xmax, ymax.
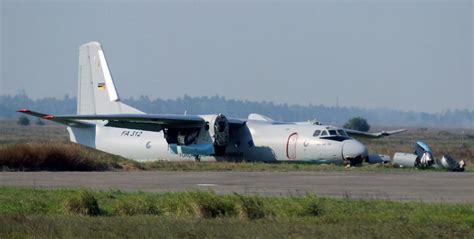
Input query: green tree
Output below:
<box><xmin>17</xmin><ymin>116</ymin><xmax>30</xmax><ymax>126</ymax></box>
<box><xmin>343</xmin><ymin>117</ymin><xmax>370</xmax><ymax>132</ymax></box>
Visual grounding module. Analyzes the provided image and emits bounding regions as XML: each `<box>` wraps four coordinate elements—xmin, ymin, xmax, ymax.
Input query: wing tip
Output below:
<box><xmin>16</xmin><ymin>108</ymin><xmax>31</xmax><ymax>113</ymax></box>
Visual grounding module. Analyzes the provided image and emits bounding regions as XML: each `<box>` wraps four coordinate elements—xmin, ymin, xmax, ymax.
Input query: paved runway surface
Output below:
<box><xmin>1</xmin><ymin>171</ymin><xmax>473</xmax><ymax>202</ymax></box>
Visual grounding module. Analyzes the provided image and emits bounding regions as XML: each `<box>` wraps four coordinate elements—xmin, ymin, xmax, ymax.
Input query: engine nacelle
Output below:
<box><xmin>164</xmin><ymin>113</ymin><xmax>230</xmax><ymax>156</ymax></box>
<box><xmin>201</xmin><ymin>113</ymin><xmax>230</xmax><ymax>155</ymax></box>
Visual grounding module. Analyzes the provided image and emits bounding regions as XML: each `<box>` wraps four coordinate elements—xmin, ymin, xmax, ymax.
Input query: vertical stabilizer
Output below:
<box><xmin>77</xmin><ymin>42</ymin><xmax>143</xmax><ymax>115</ymax></box>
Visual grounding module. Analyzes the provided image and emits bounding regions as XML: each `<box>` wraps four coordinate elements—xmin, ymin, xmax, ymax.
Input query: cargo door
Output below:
<box><xmin>286</xmin><ymin>133</ymin><xmax>298</xmax><ymax>160</ymax></box>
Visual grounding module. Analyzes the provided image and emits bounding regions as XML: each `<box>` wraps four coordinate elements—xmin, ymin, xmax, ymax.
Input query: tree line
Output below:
<box><xmin>1</xmin><ymin>93</ymin><xmax>472</xmax><ymax>128</ymax></box>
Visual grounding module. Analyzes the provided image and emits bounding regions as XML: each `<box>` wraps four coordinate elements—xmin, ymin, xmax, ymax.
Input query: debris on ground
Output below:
<box><xmin>392</xmin><ymin>141</ymin><xmax>465</xmax><ymax>172</ymax></box>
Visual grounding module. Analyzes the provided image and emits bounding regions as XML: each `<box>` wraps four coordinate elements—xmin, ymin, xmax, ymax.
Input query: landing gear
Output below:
<box><xmin>194</xmin><ymin>155</ymin><xmax>201</xmax><ymax>162</ymax></box>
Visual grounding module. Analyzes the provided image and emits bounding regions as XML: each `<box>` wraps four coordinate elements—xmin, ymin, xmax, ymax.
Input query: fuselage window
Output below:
<box><xmin>328</xmin><ymin>130</ymin><xmax>337</xmax><ymax>136</ymax></box>
<box><xmin>313</xmin><ymin>130</ymin><xmax>321</xmax><ymax>137</ymax></box>
<box><xmin>320</xmin><ymin>130</ymin><xmax>328</xmax><ymax>136</ymax></box>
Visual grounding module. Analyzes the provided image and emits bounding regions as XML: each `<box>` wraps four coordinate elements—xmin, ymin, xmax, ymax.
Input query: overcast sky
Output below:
<box><xmin>1</xmin><ymin>0</ymin><xmax>472</xmax><ymax>113</ymax></box>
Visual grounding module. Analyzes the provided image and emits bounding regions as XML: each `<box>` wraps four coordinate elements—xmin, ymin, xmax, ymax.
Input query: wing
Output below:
<box><xmin>18</xmin><ymin>109</ymin><xmax>246</xmax><ymax>132</ymax></box>
<box><xmin>227</xmin><ymin>118</ymin><xmax>247</xmax><ymax>127</ymax></box>
<box><xmin>98</xmin><ymin>115</ymin><xmax>245</xmax><ymax>131</ymax></box>
<box><xmin>17</xmin><ymin>109</ymin><xmax>93</xmax><ymax>128</ymax></box>
<box><xmin>345</xmin><ymin>128</ymin><xmax>407</xmax><ymax>138</ymax></box>
<box><xmin>43</xmin><ymin>113</ymin><xmax>206</xmax><ymax>132</ymax></box>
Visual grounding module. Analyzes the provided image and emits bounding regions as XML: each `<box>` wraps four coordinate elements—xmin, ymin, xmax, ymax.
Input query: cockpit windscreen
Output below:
<box><xmin>314</xmin><ymin>129</ymin><xmax>351</xmax><ymax>141</ymax></box>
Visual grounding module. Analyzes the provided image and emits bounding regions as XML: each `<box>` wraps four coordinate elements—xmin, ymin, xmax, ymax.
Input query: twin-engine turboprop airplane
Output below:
<box><xmin>18</xmin><ymin>42</ymin><xmax>405</xmax><ymax>165</ymax></box>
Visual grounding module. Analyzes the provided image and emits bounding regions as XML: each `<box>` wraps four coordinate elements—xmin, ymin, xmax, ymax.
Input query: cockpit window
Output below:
<box><xmin>313</xmin><ymin>130</ymin><xmax>321</xmax><ymax>137</ymax></box>
<box><xmin>317</xmin><ymin>129</ymin><xmax>351</xmax><ymax>142</ymax></box>
<box><xmin>337</xmin><ymin>130</ymin><xmax>349</xmax><ymax>137</ymax></box>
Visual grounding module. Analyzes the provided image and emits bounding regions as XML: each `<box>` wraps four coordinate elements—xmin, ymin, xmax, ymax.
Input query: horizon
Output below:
<box><xmin>1</xmin><ymin>92</ymin><xmax>472</xmax><ymax>116</ymax></box>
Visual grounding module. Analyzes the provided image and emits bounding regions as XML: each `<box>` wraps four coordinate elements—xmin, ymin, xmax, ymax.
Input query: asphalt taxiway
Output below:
<box><xmin>1</xmin><ymin>171</ymin><xmax>472</xmax><ymax>202</ymax></box>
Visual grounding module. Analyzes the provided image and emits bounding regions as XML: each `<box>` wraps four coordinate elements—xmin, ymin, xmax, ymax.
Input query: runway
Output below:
<box><xmin>1</xmin><ymin>171</ymin><xmax>473</xmax><ymax>203</ymax></box>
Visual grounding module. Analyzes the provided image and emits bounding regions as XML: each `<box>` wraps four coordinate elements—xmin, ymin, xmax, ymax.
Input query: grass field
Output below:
<box><xmin>0</xmin><ymin>120</ymin><xmax>472</xmax><ymax>171</ymax></box>
<box><xmin>0</xmin><ymin>187</ymin><xmax>473</xmax><ymax>238</ymax></box>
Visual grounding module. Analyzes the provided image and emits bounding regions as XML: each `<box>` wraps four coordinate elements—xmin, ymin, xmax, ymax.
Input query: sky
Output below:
<box><xmin>1</xmin><ymin>0</ymin><xmax>472</xmax><ymax>113</ymax></box>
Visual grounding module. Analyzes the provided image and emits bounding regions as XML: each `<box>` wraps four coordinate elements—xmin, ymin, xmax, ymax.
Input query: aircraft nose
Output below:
<box><xmin>342</xmin><ymin>139</ymin><xmax>368</xmax><ymax>162</ymax></box>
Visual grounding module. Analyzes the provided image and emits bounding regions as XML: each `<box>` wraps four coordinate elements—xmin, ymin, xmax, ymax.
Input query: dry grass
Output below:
<box><xmin>0</xmin><ymin>120</ymin><xmax>69</xmax><ymax>144</ymax></box>
<box><xmin>0</xmin><ymin>143</ymin><xmax>122</xmax><ymax>171</ymax></box>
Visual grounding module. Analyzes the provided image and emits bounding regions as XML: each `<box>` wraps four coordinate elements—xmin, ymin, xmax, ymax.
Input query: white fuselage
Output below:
<box><xmin>67</xmin><ymin>119</ymin><xmax>368</xmax><ymax>163</ymax></box>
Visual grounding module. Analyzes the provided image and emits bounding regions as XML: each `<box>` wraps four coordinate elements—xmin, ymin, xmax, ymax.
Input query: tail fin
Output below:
<box><xmin>77</xmin><ymin>41</ymin><xmax>143</xmax><ymax>115</ymax></box>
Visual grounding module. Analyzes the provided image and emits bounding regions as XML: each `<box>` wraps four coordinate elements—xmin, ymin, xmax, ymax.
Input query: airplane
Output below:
<box><xmin>18</xmin><ymin>42</ymin><xmax>406</xmax><ymax>166</ymax></box>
